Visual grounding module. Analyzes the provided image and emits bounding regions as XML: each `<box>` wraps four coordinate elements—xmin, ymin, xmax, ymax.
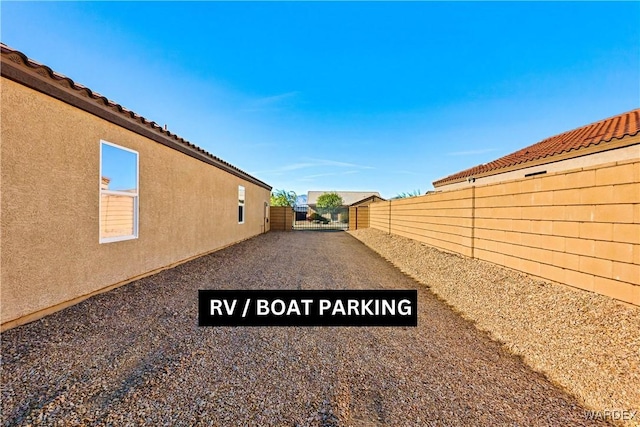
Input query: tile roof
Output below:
<box><xmin>349</xmin><ymin>195</ymin><xmax>387</xmax><ymax>207</ymax></box>
<box><xmin>0</xmin><ymin>43</ymin><xmax>271</xmax><ymax>191</ymax></box>
<box><xmin>433</xmin><ymin>108</ymin><xmax>640</xmax><ymax>187</ymax></box>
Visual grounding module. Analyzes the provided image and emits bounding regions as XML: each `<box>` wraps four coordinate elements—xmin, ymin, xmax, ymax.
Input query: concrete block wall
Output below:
<box><xmin>370</xmin><ymin>189</ymin><xmax>475</xmax><ymax>258</ymax></box>
<box><xmin>369</xmin><ymin>200</ymin><xmax>391</xmax><ymax>233</ymax></box>
<box><xmin>349</xmin><ymin>206</ymin><xmax>370</xmax><ymax>230</ymax></box>
<box><xmin>368</xmin><ymin>158</ymin><xmax>640</xmax><ymax>306</ymax></box>
<box><xmin>270</xmin><ymin>206</ymin><xmax>293</xmax><ymax>231</ymax></box>
<box><xmin>473</xmin><ymin>159</ymin><xmax>639</xmax><ymax>305</ymax></box>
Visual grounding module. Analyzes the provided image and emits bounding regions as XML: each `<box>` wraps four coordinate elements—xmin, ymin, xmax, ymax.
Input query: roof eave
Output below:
<box><xmin>1</xmin><ymin>45</ymin><xmax>272</xmax><ymax>191</ymax></box>
<box><xmin>433</xmin><ymin>134</ymin><xmax>640</xmax><ymax>188</ymax></box>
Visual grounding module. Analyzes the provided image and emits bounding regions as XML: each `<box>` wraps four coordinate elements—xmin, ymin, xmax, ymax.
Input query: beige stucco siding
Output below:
<box><xmin>1</xmin><ymin>77</ymin><xmax>270</xmax><ymax>326</ymax></box>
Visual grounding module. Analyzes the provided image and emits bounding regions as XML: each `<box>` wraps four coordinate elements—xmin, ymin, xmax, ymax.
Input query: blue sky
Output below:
<box><xmin>3</xmin><ymin>2</ymin><xmax>638</xmax><ymax>199</ymax></box>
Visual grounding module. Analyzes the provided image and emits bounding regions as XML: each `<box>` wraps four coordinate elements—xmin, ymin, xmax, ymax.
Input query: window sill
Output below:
<box><xmin>99</xmin><ymin>234</ymin><xmax>138</xmax><ymax>244</ymax></box>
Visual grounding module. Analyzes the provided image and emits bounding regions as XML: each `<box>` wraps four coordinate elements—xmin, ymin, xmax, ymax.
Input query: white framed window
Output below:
<box><xmin>99</xmin><ymin>140</ymin><xmax>139</xmax><ymax>243</ymax></box>
<box><xmin>238</xmin><ymin>185</ymin><xmax>245</xmax><ymax>224</ymax></box>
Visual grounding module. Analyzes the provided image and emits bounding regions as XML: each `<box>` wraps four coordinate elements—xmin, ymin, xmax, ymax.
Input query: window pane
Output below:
<box><xmin>238</xmin><ymin>185</ymin><xmax>245</xmax><ymax>223</ymax></box>
<box><xmin>100</xmin><ymin>194</ymin><xmax>135</xmax><ymax>239</ymax></box>
<box><xmin>238</xmin><ymin>185</ymin><xmax>245</xmax><ymax>203</ymax></box>
<box><xmin>100</xmin><ymin>141</ymin><xmax>138</xmax><ymax>242</ymax></box>
<box><xmin>102</xmin><ymin>143</ymin><xmax>137</xmax><ymax>192</ymax></box>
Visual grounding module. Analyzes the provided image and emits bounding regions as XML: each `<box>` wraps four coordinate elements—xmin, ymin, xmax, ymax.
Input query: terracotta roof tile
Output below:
<box><xmin>433</xmin><ymin>108</ymin><xmax>640</xmax><ymax>187</ymax></box>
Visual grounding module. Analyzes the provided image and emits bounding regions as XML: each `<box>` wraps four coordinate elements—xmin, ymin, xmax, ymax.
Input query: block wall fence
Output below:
<box><xmin>369</xmin><ymin>158</ymin><xmax>640</xmax><ymax>306</ymax></box>
<box><xmin>348</xmin><ymin>206</ymin><xmax>370</xmax><ymax>231</ymax></box>
<box><xmin>270</xmin><ymin>206</ymin><xmax>293</xmax><ymax>231</ymax></box>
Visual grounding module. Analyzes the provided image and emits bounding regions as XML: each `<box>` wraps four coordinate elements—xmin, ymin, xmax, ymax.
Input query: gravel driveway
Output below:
<box><xmin>1</xmin><ymin>232</ymin><xmax>610</xmax><ymax>426</ymax></box>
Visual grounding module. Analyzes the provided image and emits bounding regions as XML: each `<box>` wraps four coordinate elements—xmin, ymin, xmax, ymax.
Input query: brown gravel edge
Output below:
<box><xmin>348</xmin><ymin>228</ymin><xmax>640</xmax><ymax>427</ymax></box>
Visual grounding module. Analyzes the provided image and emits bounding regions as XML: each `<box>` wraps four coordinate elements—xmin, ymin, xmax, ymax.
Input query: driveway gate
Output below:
<box><xmin>293</xmin><ymin>204</ymin><xmax>349</xmax><ymax>231</ymax></box>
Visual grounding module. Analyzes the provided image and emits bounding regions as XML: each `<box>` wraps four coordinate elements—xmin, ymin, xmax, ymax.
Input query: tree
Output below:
<box><xmin>270</xmin><ymin>189</ymin><xmax>297</xmax><ymax>207</ymax></box>
<box><xmin>316</xmin><ymin>192</ymin><xmax>344</xmax><ymax>220</ymax></box>
<box><xmin>393</xmin><ymin>189</ymin><xmax>422</xmax><ymax>199</ymax></box>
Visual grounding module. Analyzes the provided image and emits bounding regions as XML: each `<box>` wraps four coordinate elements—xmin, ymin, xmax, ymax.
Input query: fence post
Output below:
<box><xmin>470</xmin><ymin>185</ymin><xmax>476</xmax><ymax>259</ymax></box>
<box><xmin>388</xmin><ymin>200</ymin><xmax>392</xmax><ymax>235</ymax></box>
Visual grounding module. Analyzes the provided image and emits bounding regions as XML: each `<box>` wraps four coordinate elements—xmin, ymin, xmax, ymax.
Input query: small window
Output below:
<box><xmin>100</xmin><ymin>140</ymin><xmax>139</xmax><ymax>243</ymax></box>
<box><xmin>238</xmin><ymin>185</ymin><xmax>245</xmax><ymax>224</ymax></box>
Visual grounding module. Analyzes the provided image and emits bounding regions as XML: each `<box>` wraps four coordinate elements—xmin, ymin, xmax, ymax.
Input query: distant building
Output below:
<box><xmin>307</xmin><ymin>191</ymin><xmax>381</xmax><ymax>221</ymax></box>
<box><xmin>349</xmin><ymin>194</ymin><xmax>386</xmax><ymax>207</ymax></box>
<box><xmin>307</xmin><ymin>191</ymin><xmax>382</xmax><ymax>209</ymax></box>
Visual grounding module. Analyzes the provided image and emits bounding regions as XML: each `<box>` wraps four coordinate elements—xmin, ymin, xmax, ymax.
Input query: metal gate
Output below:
<box><xmin>293</xmin><ymin>204</ymin><xmax>349</xmax><ymax>231</ymax></box>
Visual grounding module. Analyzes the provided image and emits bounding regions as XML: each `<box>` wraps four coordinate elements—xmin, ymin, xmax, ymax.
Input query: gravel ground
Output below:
<box><xmin>349</xmin><ymin>228</ymin><xmax>640</xmax><ymax>426</ymax></box>
<box><xmin>1</xmin><ymin>231</ymin><xmax>617</xmax><ymax>426</ymax></box>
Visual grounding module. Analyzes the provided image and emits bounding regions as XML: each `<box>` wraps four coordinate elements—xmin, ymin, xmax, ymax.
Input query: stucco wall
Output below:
<box><xmin>369</xmin><ymin>155</ymin><xmax>640</xmax><ymax>306</ymax></box>
<box><xmin>1</xmin><ymin>78</ymin><xmax>271</xmax><ymax>328</ymax></box>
